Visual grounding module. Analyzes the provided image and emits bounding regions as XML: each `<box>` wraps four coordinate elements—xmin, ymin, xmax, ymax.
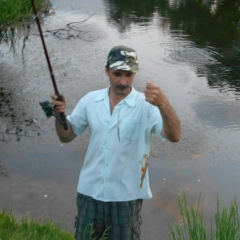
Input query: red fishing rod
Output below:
<box><xmin>31</xmin><ymin>0</ymin><xmax>68</xmax><ymax>130</ymax></box>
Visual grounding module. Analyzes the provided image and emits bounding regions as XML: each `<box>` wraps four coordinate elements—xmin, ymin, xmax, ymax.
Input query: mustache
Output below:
<box><xmin>116</xmin><ymin>84</ymin><xmax>130</xmax><ymax>90</ymax></box>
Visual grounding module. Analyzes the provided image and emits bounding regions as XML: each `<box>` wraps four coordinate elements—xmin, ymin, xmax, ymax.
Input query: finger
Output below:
<box><xmin>147</xmin><ymin>81</ymin><xmax>154</xmax><ymax>85</ymax></box>
<box><xmin>50</xmin><ymin>93</ymin><xmax>58</xmax><ymax>100</ymax></box>
<box><xmin>55</xmin><ymin>100</ymin><xmax>66</xmax><ymax>108</ymax></box>
<box><xmin>57</xmin><ymin>106</ymin><xmax>66</xmax><ymax>113</ymax></box>
<box><xmin>51</xmin><ymin>93</ymin><xmax>66</xmax><ymax>103</ymax></box>
<box><xmin>146</xmin><ymin>82</ymin><xmax>153</xmax><ymax>88</ymax></box>
<box><xmin>54</xmin><ymin>103</ymin><xmax>66</xmax><ymax>113</ymax></box>
<box><xmin>57</xmin><ymin>94</ymin><xmax>65</xmax><ymax>102</ymax></box>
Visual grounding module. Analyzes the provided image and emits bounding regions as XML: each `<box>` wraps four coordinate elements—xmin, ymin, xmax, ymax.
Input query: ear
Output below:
<box><xmin>105</xmin><ymin>66</ymin><xmax>109</xmax><ymax>76</ymax></box>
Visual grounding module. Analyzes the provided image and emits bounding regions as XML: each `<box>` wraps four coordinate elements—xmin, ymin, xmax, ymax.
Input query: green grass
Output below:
<box><xmin>0</xmin><ymin>0</ymin><xmax>47</xmax><ymax>27</ymax></box>
<box><xmin>0</xmin><ymin>0</ymin><xmax>50</xmax><ymax>47</ymax></box>
<box><xmin>1</xmin><ymin>194</ymin><xmax>239</xmax><ymax>240</ymax></box>
<box><xmin>214</xmin><ymin>197</ymin><xmax>240</xmax><ymax>240</ymax></box>
<box><xmin>0</xmin><ymin>209</ymin><xmax>110</xmax><ymax>240</ymax></box>
<box><xmin>0</xmin><ymin>210</ymin><xmax>75</xmax><ymax>240</ymax></box>
<box><xmin>168</xmin><ymin>193</ymin><xmax>240</xmax><ymax>240</ymax></box>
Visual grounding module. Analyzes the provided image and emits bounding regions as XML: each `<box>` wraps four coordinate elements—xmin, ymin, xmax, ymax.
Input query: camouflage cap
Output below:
<box><xmin>107</xmin><ymin>45</ymin><xmax>139</xmax><ymax>72</ymax></box>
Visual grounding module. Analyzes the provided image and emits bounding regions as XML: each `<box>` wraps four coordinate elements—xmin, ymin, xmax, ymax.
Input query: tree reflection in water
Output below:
<box><xmin>103</xmin><ymin>0</ymin><xmax>240</xmax><ymax>94</ymax></box>
<box><xmin>0</xmin><ymin>164</ymin><xmax>8</xmax><ymax>177</ymax></box>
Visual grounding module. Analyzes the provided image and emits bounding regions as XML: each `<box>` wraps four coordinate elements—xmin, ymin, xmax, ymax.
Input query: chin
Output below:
<box><xmin>116</xmin><ymin>90</ymin><xmax>128</xmax><ymax>96</ymax></box>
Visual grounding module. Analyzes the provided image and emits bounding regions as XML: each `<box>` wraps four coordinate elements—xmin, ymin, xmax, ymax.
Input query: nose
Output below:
<box><xmin>118</xmin><ymin>75</ymin><xmax>128</xmax><ymax>85</ymax></box>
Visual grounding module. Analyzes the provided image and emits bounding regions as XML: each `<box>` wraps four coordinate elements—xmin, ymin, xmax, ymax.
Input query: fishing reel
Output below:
<box><xmin>39</xmin><ymin>100</ymin><xmax>55</xmax><ymax>118</ymax></box>
<box><xmin>39</xmin><ymin>100</ymin><xmax>68</xmax><ymax>130</ymax></box>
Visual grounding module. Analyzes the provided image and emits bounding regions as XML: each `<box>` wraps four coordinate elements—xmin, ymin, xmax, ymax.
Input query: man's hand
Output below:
<box><xmin>50</xmin><ymin>94</ymin><xmax>67</xmax><ymax>114</ymax></box>
<box><xmin>144</xmin><ymin>82</ymin><xmax>181</xmax><ymax>142</ymax></box>
<box><xmin>50</xmin><ymin>93</ymin><xmax>76</xmax><ymax>142</ymax></box>
<box><xmin>144</xmin><ymin>82</ymin><xmax>167</xmax><ymax>108</ymax></box>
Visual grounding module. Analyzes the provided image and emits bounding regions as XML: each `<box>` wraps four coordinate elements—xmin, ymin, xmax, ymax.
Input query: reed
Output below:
<box><xmin>168</xmin><ymin>193</ymin><xmax>240</xmax><ymax>240</ymax></box>
<box><xmin>214</xmin><ymin>197</ymin><xmax>240</xmax><ymax>239</ymax></box>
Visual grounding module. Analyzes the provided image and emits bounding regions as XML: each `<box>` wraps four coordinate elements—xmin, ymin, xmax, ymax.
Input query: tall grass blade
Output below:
<box><xmin>168</xmin><ymin>193</ymin><xmax>240</xmax><ymax>240</ymax></box>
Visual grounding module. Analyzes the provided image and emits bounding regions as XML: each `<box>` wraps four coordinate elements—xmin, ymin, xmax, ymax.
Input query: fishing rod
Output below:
<box><xmin>30</xmin><ymin>0</ymin><xmax>68</xmax><ymax>130</ymax></box>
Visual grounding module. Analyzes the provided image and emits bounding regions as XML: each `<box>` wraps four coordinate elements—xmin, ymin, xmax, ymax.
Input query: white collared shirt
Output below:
<box><xmin>67</xmin><ymin>87</ymin><xmax>166</xmax><ymax>201</ymax></box>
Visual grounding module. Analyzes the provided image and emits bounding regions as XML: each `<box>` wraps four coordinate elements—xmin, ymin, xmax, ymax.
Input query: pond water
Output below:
<box><xmin>0</xmin><ymin>0</ymin><xmax>240</xmax><ymax>239</ymax></box>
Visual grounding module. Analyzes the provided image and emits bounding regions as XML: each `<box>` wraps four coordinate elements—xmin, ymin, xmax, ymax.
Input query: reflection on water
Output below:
<box><xmin>0</xmin><ymin>87</ymin><xmax>15</xmax><ymax>118</ymax></box>
<box><xmin>0</xmin><ymin>73</ymin><xmax>42</xmax><ymax>142</ymax></box>
<box><xmin>1</xmin><ymin>0</ymin><xmax>239</xmax><ymax>93</ymax></box>
<box><xmin>195</xmin><ymin>97</ymin><xmax>240</xmax><ymax>129</ymax></box>
<box><xmin>0</xmin><ymin>163</ymin><xmax>8</xmax><ymax>177</ymax></box>
<box><xmin>103</xmin><ymin>0</ymin><xmax>240</xmax><ymax>95</ymax></box>
<box><xmin>0</xmin><ymin>25</ymin><xmax>30</xmax><ymax>54</ymax></box>
<box><xmin>44</xmin><ymin>14</ymin><xmax>99</xmax><ymax>41</ymax></box>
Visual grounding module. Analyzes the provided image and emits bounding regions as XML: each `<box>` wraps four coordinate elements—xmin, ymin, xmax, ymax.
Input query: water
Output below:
<box><xmin>0</xmin><ymin>0</ymin><xmax>240</xmax><ymax>239</ymax></box>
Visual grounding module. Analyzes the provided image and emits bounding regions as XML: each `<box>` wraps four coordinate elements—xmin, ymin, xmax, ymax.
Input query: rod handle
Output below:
<box><xmin>59</xmin><ymin>112</ymin><xmax>68</xmax><ymax>130</ymax></box>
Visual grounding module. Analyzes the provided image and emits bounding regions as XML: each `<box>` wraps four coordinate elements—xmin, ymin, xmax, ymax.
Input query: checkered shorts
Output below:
<box><xmin>74</xmin><ymin>193</ymin><xmax>143</xmax><ymax>240</ymax></box>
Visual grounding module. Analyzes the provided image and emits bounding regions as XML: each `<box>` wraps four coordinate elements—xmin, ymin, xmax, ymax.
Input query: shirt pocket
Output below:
<box><xmin>120</xmin><ymin>118</ymin><xmax>140</xmax><ymax>141</ymax></box>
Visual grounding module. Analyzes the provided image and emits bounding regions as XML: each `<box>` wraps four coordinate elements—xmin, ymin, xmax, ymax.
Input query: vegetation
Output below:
<box><xmin>0</xmin><ymin>210</ymin><xmax>75</xmax><ymax>240</ymax></box>
<box><xmin>0</xmin><ymin>194</ymin><xmax>240</xmax><ymax>240</ymax></box>
<box><xmin>0</xmin><ymin>0</ymin><xmax>48</xmax><ymax>27</ymax></box>
<box><xmin>0</xmin><ymin>0</ymin><xmax>50</xmax><ymax>47</ymax></box>
<box><xmin>168</xmin><ymin>193</ymin><xmax>240</xmax><ymax>240</ymax></box>
<box><xmin>0</xmin><ymin>210</ymin><xmax>110</xmax><ymax>240</ymax></box>
<box><xmin>0</xmin><ymin>193</ymin><xmax>240</xmax><ymax>240</ymax></box>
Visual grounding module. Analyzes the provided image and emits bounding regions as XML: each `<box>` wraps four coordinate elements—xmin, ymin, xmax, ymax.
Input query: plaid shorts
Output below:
<box><xmin>74</xmin><ymin>193</ymin><xmax>143</xmax><ymax>240</ymax></box>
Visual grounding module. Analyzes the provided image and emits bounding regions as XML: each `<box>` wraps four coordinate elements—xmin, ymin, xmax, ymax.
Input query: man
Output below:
<box><xmin>51</xmin><ymin>45</ymin><xmax>181</xmax><ymax>240</ymax></box>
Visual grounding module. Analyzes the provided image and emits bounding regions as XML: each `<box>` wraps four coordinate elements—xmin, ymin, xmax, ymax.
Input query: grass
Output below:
<box><xmin>0</xmin><ymin>210</ymin><xmax>75</xmax><ymax>240</ymax></box>
<box><xmin>0</xmin><ymin>0</ymin><xmax>46</xmax><ymax>27</ymax></box>
<box><xmin>0</xmin><ymin>0</ymin><xmax>50</xmax><ymax>48</ymax></box>
<box><xmin>0</xmin><ymin>209</ymin><xmax>110</xmax><ymax>240</ymax></box>
<box><xmin>168</xmin><ymin>193</ymin><xmax>240</xmax><ymax>240</ymax></box>
<box><xmin>1</xmin><ymin>194</ymin><xmax>239</xmax><ymax>240</ymax></box>
<box><xmin>214</xmin><ymin>197</ymin><xmax>240</xmax><ymax>240</ymax></box>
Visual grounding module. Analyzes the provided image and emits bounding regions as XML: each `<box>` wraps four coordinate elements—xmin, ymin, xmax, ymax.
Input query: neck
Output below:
<box><xmin>109</xmin><ymin>87</ymin><xmax>131</xmax><ymax>113</ymax></box>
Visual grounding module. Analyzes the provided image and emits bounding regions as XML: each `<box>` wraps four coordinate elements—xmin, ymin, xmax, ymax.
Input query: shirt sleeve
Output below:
<box><xmin>67</xmin><ymin>96</ymin><xmax>88</xmax><ymax>136</ymax></box>
<box><xmin>148</xmin><ymin>104</ymin><xmax>167</xmax><ymax>141</ymax></box>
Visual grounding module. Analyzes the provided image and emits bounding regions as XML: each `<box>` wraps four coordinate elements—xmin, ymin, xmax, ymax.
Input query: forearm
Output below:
<box><xmin>55</xmin><ymin>117</ymin><xmax>76</xmax><ymax>142</ymax></box>
<box><xmin>158</xmin><ymin>99</ymin><xmax>181</xmax><ymax>142</ymax></box>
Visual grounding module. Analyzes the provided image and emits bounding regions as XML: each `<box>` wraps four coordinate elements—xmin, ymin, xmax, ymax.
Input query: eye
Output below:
<box><xmin>126</xmin><ymin>72</ymin><xmax>133</xmax><ymax>77</ymax></box>
<box><xmin>113</xmin><ymin>72</ymin><xmax>121</xmax><ymax>77</ymax></box>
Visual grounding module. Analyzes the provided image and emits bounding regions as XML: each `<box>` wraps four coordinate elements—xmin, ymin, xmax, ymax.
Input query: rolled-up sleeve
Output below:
<box><xmin>67</xmin><ymin>98</ymin><xmax>88</xmax><ymax>136</ymax></box>
<box><xmin>148</xmin><ymin>105</ymin><xmax>167</xmax><ymax>141</ymax></box>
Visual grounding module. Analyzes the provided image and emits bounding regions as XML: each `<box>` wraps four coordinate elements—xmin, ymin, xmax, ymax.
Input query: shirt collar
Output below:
<box><xmin>94</xmin><ymin>87</ymin><xmax>109</xmax><ymax>102</ymax></box>
<box><xmin>122</xmin><ymin>87</ymin><xmax>136</xmax><ymax>107</ymax></box>
<box><xmin>94</xmin><ymin>86</ymin><xmax>137</xmax><ymax>107</ymax></box>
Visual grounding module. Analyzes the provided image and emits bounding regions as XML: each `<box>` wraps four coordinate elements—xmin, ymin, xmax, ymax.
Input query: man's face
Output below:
<box><xmin>106</xmin><ymin>68</ymin><xmax>136</xmax><ymax>97</ymax></box>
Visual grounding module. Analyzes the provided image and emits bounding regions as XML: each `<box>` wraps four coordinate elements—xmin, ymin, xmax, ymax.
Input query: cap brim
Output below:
<box><xmin>109</xmin><ymin>61</ymin><xmax>138</xmax><ymax>72</ymax></box>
